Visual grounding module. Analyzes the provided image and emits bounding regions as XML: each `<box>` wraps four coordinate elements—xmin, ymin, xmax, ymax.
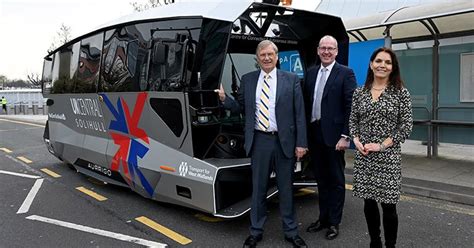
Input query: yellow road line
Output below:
<box><xmin>76</xmin><ymin>186</ymin><xmax>107</xmax><ymax>201</ymax></box>
<box><xmin>40</xmin><ymin>168</ymin><xmax>61</xmax><ymax>178</ymax></box>
<box><xmin>0</xmin><ymin>118</ymin><xmax>44</xmax><ymax>127</ymax></box>
<box><xmin>135</xmin><ymin>216</ymin><xmax>192</xmax><ymax>245</ymax></box>
<box><xmin>17</xmin><ymin>156</ymin><xmax>33</xmax><ymax>164</ymax></box>
<box><xmin>194</xmin><ymin>213</ymin><xmax>224</xmax><ymax>223</ymax></box>
<box><xmin>294</xmin><ymin>188</ymin><xmax>316</xmax><ymax>197</ymax></box>
<box><xmin>0</xmin><ymin>147</ymin><xmax>12</xmax><ymax>153</ymax></box>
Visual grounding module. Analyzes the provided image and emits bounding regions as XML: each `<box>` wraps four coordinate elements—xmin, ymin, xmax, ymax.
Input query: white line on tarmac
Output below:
<box><xmin>17</xmin><ymin>179</ymin><xmax>44</xmax><ymax>214</ymax></box>
<box><xmin>0</xmin><ymin>169</ymin><xmax>41</xmax><ymax>179</ymax></box>
<box><xmin>26</xmin><ymin>215</ymin><xmax>167</xmax><ymax>247</ymax></box>
<box><xmin>0</xmin><ymin>118</ymin><xmax>44</xmax><ymax>127</ymax></box>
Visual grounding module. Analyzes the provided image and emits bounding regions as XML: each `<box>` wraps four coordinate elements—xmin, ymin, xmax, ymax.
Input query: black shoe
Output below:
<box><xmin>284</xmin><ymin>235</ymin><xmax>307</xmax><ymax>248</ymax></box>
<box><xmin>243</xmin><ymin>235</ymin><xmax>262</xmax><ymax>248</ymax></box>
<box><xmin>306</xmin><ymin>220</ymin><xmax>326</xmax><ymax>233</ymax></box>
<box><xmin>326</xmin><ymin>225</ymin><xmax>339</xmax><ymax>240</ymax></box>
<box><xmin>370</xmin><ymin>239</ymin><xmax>383</xmax><ymax>248</ymax></box>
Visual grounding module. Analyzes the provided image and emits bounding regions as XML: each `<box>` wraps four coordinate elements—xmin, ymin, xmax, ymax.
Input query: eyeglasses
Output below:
<box><xmin>318</xmin><ymin>46</ymin><xmax>337</xmax><ymax>52</ymax></box>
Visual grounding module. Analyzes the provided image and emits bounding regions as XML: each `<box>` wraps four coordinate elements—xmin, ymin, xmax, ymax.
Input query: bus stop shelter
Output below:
<box><xmin>344</xmin><ymin>0</ymin><xmax>474</xmax><ymax>157</ymax></box>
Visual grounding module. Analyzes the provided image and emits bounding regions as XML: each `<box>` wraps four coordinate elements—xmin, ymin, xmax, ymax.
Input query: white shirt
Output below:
<box><xmin>314</xmin><ymin>61</ymin><xmax>335</xmax><ymax>97</ymax></box>
<box><xmin>312</xmin><ymin>61</ymin><xmax>336</xmax><ymax>121</ymax></box>
<box><xmin>255</xmin><ymin>68</ymin><xmax>278</xmax><ymax>132</ymax></box>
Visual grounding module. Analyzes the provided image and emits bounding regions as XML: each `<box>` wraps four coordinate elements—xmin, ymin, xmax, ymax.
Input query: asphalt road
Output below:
<box><xmin>1</xmin><ymin>118</ymin><xmax>473</xmax><ymax>248</ymax></box>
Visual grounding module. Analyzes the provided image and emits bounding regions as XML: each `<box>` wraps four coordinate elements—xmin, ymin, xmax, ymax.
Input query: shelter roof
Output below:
<box><xmin>345</xmin><ymin>0</ymin><xmax>474</xmax><ymax>42</ymax></box>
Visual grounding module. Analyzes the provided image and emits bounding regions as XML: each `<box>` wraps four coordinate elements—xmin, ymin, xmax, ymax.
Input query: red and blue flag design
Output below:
<box><xmin>100</xmin><ymin>92</ymin><xmax>154</xmax><ymax>197</ymax></box>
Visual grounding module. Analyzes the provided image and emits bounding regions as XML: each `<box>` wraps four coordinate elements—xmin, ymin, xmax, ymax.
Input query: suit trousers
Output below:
<box><xmin>249</xmin><ymin>131</ymin><xmax>298</xmax><ymax>238</ymax></box>
<box><xmin>309</xmin><ymin>121</ymin><xmax>346</xmax><ymax>226</ymax></box>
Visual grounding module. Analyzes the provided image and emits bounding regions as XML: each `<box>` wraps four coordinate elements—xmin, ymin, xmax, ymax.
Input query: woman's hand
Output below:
<box><xmin>353</xmin><ymin>138</ymin><xmax>369</xmax><ymax>156</ymax></box>
<box><xmin>363</xmin><ymin>143</ymin><xmax>381</xmax><ymax>153</ymax></box>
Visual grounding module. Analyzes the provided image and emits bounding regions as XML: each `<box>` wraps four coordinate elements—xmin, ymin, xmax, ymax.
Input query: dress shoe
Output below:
<box><xmin>243</xmin><ymin>235</ymin><xmax>262</xmax><ymax>248</ymax></box>
<box><xmin>326</xmin><ymin>225</ymin><xmax>339</xmax><ymax>240</ymax></box>
<box><xmin>284</xmin><ymin>235</ymin><xmax>308</xmax><ymax>248</ymax></box>
<box><xmin>306</xmin><ymin>220</ymin><xmax>326</xmax><ymax>233</ymax></box>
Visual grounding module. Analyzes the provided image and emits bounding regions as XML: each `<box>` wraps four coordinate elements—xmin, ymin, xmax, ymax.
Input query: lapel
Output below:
<box><xmin>323</xmin><ymin>62</ymin><xmax>340</xmax><ymax>99</ymax></box>
<box><xmin>310</xmin><ymin>65</ymin><xmax>321</xmax><ymax>104</ymax></box>
<box><xmin>276</xmin><ymin>69</ymin><xmax>285</xmax><ymax>104</ymax></box>
<box><xmin>247</xmin><ymin>71</ymin><xmax>259</xmax><ymax>113</ymax></box>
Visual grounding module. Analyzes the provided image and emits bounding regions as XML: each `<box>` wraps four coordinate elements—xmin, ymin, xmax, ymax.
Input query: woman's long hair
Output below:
<box><xmin>363</xmin><ymin>47</ymin><xmax>404</xmax><ymax>90</ymax></box>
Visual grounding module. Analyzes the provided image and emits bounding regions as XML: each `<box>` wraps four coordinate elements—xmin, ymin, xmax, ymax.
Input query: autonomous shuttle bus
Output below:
<box><xmin>41</xmin><ymin>1</ymin><xmax>348</xmax><ymax>218</ymax></box>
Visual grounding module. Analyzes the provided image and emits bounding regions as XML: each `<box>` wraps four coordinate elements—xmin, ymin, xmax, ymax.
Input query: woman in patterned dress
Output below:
<box><xmin>349</xmin><ymin>47</ymin><xmax>413</xmax><ymax>248</ymax></box>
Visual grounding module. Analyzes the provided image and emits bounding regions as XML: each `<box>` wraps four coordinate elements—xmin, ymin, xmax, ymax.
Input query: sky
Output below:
<box><xmin>0</xmin><ymin>0</ymin><xmax>133</xmax><ymax>80</ymax></box>
<box><xmin>0</xmin><ymin>0</ymin><xmax>319</xmax><ymax>80</ymax></box>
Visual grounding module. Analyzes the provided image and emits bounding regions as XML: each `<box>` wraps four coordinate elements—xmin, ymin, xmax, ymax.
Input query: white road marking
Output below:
<box><xmin>26</xmin><ymin>215</ymin><xmax>167</xmax><ymax>247</ymax></box>
<box><xmin>17</xmin><ymin>179</ymin><xmax>44</xmax><ymax>214</ymax></box>
<box><xmin>0</xmin><ymin>169</ymin><xmax>41</xmax><ymax>179</ymax></box>
<box><xmin>0</xmin><ymin>118</ymin><xmax>44</xmax><ymax>127</ymax></box>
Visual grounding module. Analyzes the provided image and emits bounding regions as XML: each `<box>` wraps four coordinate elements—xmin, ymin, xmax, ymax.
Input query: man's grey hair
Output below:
<box><xmin>318</xmin><ymin>35</ymin><xmax>338</xmax><ymax>47</ymax></box>
<box><xmin>256</xmin><ymin>40</ymin><xmax>278</xmax><ymax>55</ymax></box>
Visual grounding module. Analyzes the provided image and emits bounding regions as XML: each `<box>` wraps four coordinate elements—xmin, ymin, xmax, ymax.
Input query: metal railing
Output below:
<box><xmin>413</xmin><ymin>106</ymin><xmax>474</xmax><ymax>158</ymax></box>
<box><xmin>6</xmin><ymin>101</ymin><xmax>48</xmax><ymax>115</ymax></box>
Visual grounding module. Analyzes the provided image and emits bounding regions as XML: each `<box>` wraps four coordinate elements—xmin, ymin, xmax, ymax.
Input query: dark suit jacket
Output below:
<box><xmin>224</xmin><ymin>69</ymin><xmax>307</xmax><ymax>158</ymax></box>
<box><xmin>304</xmin><ymin>62</ymin><xmax>356</xmax><ymax>147</ymax></box>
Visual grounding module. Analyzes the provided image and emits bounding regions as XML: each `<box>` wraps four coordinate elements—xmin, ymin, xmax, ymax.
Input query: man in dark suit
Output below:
<box><xmin>218</xmin><ymin>40</ymin><xmax>308</xmax><ymax>248</ymax></box>
<box><xmin>304</xmin><ymin>35</ymin><xmax>356</xmax><ymax>240</ymax></box>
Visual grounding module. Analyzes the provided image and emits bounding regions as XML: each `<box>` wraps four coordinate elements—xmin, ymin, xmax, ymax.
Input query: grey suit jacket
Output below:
<box><xmin>224</xmin><ymin>69</ymin><xmax>307</xmax><ymax>158</ymax></box>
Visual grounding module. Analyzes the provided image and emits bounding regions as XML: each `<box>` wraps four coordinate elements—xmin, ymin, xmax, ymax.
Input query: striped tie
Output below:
<box><xmin>257</xmin><ymin>74</ymin><xmax>271</xmax><ymax>131</ymax></box>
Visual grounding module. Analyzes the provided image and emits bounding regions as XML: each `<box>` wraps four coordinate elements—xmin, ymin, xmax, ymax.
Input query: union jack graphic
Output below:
<box><xmin>100</xmin><ymin>92</ymin><xmax>154</xmax><ymax>197</ymax></box>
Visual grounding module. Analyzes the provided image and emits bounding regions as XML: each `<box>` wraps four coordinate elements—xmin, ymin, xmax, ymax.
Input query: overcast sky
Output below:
<box><xmin>0</xmin><ymin>0</ymin><xmax>318</xmax><ymax>80</ymax></box>
<box><xmin>0</xmin><ymin>0</ymin><xmax>133</xmax><ymax>80</ymax></box>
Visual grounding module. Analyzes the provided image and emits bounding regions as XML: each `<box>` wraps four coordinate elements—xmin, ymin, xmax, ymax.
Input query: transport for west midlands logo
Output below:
<box><xmin>179</xmin><ymin>162</ymin><xmax>188</xmax><ymax>177</ymax></box>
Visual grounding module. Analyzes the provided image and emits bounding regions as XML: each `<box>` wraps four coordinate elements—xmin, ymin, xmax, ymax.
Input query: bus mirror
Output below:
<box><xmin>153</xmin><ymin>43</ymin><xmax>168</xmax><ymax>65</ymax></box>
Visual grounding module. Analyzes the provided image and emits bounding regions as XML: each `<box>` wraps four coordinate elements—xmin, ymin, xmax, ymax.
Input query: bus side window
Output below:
<box><xmin>50</xmin><ymin>43</ymin><xmax>78</xmax><ymax>94</ymax></box>
<box><xmin>76</xmin><ymin>33</ymin><xmax>103</xmax><ymax>93</ymax></box>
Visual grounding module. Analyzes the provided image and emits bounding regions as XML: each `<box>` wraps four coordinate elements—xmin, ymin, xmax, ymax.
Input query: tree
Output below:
<box><xmin>130</xmin><ymin>0</ymin><xmax>175</xmax><ymax>12</ymax></box>
<box><xmin>48</xmin><ymin>23</ymin><xmax>72</xmax><ymax>53</ymax></box>
<box><xmin>0</xmin><ymin>75</ymin><xmax>7</xmax><ymax>90</ymax></box>
<box><xmin>27</xmin><ymin>73</ymin><xmax>42</xmax><ymax>87</ymax></box>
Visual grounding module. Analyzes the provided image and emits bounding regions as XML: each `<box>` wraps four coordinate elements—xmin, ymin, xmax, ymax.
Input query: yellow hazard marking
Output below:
<box><xmin>0</xmin><ymin>147</ymin><xmax>12</xmax><ymax>153</ymax></box>
<box><xmin>135</xmin><ymin>216</ymin><xmax>192</xmax><ymax>245</ymax></box>
<box><xmin>400</xmin><ymin>195</ymin><xmax>474</xmax><ymax>216</ymax></box>
<box><xmin>194</xmin><ymin>213</ymin><xmax>224</xmax><ymax>223</ymax></box>
<box><xmin>294</xmin><ymin>188</ymin><xmax>316</xmax><ymax>197</ymax></box>
<box><xmin>17</xmin><ymin>156</ymin><xmax>33</xmax><ymax>164</ymax></box>
<box><xmin>345</xmin><ymin>184</ymin><xmax>353</xmax><ymax>190</ymax></box>
<box><xmin>76</xmin><ymin>186</ymin><xmax>107</xmax><ymax>201</ymax></box>
<box><xmin>40</xmin><ymin>168</ymin><xmax>61</xmax><ymax>178</ymax></box>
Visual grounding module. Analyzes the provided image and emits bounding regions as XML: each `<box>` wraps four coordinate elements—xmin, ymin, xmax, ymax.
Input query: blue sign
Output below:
<box><xmin>349</xmin><ymin>39</ymin><xmax>385</xmax><ymax>86</ymax></box>
<box><xmin>279</xmin><ymin>51</ymin><xmax>304</xmax><ymax>78</ymax></box>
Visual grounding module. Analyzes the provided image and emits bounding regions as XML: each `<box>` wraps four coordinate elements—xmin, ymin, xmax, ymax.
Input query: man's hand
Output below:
<box><xmin>295</xmin><ymin>147</ymin><xmax>307</xmax><ymax>160</ymax></box>
<box><xmin>214</xmin><ymin>84</ymin><xmax>226</xmax><ymax>102</ymax></box>
<box><xmin>335</xmin><ymin>137</ymin><xmax>350</xmax><ymax>151</ymax></box>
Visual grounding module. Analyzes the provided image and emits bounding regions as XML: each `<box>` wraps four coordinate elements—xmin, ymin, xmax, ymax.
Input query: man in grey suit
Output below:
<box><xmin>218</xmin><ymin>40</ymin><xmax>308</xmax><ymax>248</ymax></box>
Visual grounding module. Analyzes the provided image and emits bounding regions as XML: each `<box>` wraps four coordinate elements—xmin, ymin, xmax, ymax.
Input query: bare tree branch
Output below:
<box><xmin>130</xmin><ymin>0</ymin><xmax>174</xmax><ymax>12</ymax></box>
<box><xmin>27</xmin><ymin>73</ymin><xmax>42</xmax><ymax>87</ymax></box>
<box><xmin>48</xmin><ymin>23</ymin><xmax>72</xmax><ymax>53</ymax></box>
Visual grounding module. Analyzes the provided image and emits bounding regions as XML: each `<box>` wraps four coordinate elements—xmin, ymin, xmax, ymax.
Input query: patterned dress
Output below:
<box><xmin>349</xmin><ymin>85</ymin><xmax>413</xmax><ymax>204</ymax></box>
